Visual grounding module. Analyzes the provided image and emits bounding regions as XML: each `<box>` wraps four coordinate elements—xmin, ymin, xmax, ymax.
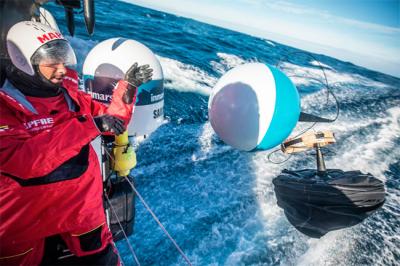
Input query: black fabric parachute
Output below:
<box><xmin>272</xmin><ymin>130</ymin><xmax>385</xmax><ymax>238</ymax></box>
<box><xmin>273</xmin><ymin>168</ymin><xmax>385</xmax><ymax>238</ymax></box>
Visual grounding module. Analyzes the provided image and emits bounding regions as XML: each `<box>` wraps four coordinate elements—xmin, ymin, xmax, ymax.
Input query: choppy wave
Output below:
<box><xmin>159</xmin><ymin>56</ymin><xmax>216</xmax><ymax>95</ymax></box>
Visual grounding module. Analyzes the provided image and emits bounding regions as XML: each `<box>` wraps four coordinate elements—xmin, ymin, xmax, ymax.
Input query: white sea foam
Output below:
<box><xmin>192</xmin><ymin>122</ymin><xmax>232</xmax><ymax>162</ymax></box>
<box><xmin>281</xmin><ymin>62</ymin><xmax>389</xmax><ymax>89</ymax></box>
<box><xmin>265</xmin><ymin>40</ymin><xmax>276</xmax><ymax>47</ymax></box>
<box><xmin>158</xmin><ymin>56</ymin><xmax>216</xmax><ymax>95</ymax></box>
<box><xmin>329</xmin><ymin>106</ymin><xmax>400</xmax><ymax>180</ymax></box>
<box><xmin>210</xmin><ymin>52</ymin><xmax>248</xmax><ymax>74</ymax></box>
<box><xmin>297</xmin><ymin>230</ymin><xmax>355</xmax><ymax>266</ymax></box>
<box><xmin>310</xmin><ymin>60</ymin><xmax>333</xmax><ymax>70</ymax></box>
<box><xmin>252</xmin><ymin>152</ymin><xmax>284</xmax><ymax>227</ymax></box>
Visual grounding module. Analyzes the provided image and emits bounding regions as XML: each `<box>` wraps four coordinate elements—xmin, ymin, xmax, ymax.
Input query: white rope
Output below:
<box><xmin>105</xmin><ymin>194</ymin><xmax>141</xmax><ymax>266</ymax></box>
<box><xmin>125</xmin><ymin>176</ymin><xmax>193</xmax><ymax>266</ymax></box>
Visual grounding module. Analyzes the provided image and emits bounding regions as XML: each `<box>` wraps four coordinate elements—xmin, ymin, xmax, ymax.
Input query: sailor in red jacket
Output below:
<box><xmin>0</xmin><ymin>21</ymin><xmax>152</xmax><ymax>265</ymax></box>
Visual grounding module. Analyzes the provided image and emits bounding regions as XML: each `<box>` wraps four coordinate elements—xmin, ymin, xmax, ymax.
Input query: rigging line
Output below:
<box><xmin>103</xmin><ymin>143</ymin><xmax>116</xmax><ymax>164</ymax></box>
<box><xmin>101</xmin><ymin>141</ymin><xmax>117</xmax><ymax>183</ymax></box>
<box><xmin>35</xmin><ymin>2</ymin><xmax>52</xmax><ymax>27</ymax></box>
<box><xmin>102</xmin><ymin>140</ymin><xmax>139</xmax><ymax>263</ymax></box>
<box><xmin>125</xmin><ymin>176</ymin><xmax>193</xmax><ymax>266</ymax></box>
<box><xmin>277</xmin><ymin>52</ymin><xmax>340</xmax><ymax>122</ymax></box>
<box><xmin>266</xmin><ymin>148</ymin><xmax>292</xmax><ymax>164</ymax></box>
<box><xmin>291</xmin><ymin>122</ymin><xmax>317</xmax><ymax>140</ymax></box>
<box><xmin>104</xmin><ymin>194</ymin><xmax>141</xmax><ymax>266</ymax></box>
<box><xmin>102</xmin><ymin>142</ymin><xmax>113</xmax><ymax>159</ymax></box>
<box><xmin>265</xmin><ymin>52</ymin><xmax>341</xmax><ymax>164</ymax></box>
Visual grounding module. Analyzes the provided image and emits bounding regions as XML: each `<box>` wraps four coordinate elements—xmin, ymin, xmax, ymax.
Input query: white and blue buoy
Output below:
<box><xmin>208</xmin><ymin>63</ymin><xmax>300</xmax><ymax>151</ymax></box>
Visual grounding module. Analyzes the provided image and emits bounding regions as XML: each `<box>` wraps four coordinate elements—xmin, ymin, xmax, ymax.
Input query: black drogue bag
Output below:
<box><xmin>273</xmin><ymin>131</ymin><xmax>385</xmax><ymax>238</ymax></box>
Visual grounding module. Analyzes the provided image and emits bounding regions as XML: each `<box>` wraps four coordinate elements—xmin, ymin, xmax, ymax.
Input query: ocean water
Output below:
<box><xmin>46</xmin><ymin>0</ymin><xmax>400</xmax><ymax>265</ymax></box>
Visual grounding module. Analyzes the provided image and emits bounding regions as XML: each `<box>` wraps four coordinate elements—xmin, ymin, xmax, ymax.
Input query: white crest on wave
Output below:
<box><xmin>210</xmin><ymin>52</ymin><xmax>249</xmax><ymax>74</ymax></box>
<box><xmin>158</xmin><ymin>56</ymin><xmax>216</xmax><ymax>95</ymax></box>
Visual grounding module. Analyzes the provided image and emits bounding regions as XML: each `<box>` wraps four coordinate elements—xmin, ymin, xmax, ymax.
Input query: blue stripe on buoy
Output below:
<box><xmin>257</xmin><ymin>65</ymin><xmax>300</xmax><ymax>150</ymax></box>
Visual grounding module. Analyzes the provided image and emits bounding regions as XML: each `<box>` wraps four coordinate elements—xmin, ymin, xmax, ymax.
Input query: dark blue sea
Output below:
<box><xmin>46</xmin><ymin>0</ymin><xmax>400</xmax><ymax>265</ymax></box>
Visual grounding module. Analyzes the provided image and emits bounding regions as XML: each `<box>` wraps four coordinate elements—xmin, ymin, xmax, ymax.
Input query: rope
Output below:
<box><xmin>101</xmin><ymin>139</ymin><xmax>191</xmax><ymax>264</ymax></box>
<box><xmin>36</xmin><ymin>2</ymin><xmax>52</xmax><ymax>26</ymax></box>
<box><xmin>124</xmin><ymin>176</ymin><xmax>193</xmax><ymax>266</ymax></box>
<box><xmin>265</xmin><ymin>52</ymin><xmax>341</xmax><ymax>164</ymax></box>
<box><xmin>102</xmin><ymin>140</ymin><xmax>116</xmax><ymax>183</ymax></box>
<box><xmin>277</xmin><ymin>52</ymin><xmax>340</xmax><ymax>125</ymax></box>
<box><xmin>104</xmin><ymin>194</ymin><xmax>141</xmax><ymax>266</ymax></box>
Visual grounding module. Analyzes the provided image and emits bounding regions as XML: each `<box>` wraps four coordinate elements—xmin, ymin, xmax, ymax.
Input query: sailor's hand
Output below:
<box><xmin>94</xmin><ymin>115</ymin><xmax>125</xmax><ymax>135</ymax></box>
<box><xmin>124</xmin><ymin>63</ymin><xmax>153</xmax><ymax>88</ymax></box>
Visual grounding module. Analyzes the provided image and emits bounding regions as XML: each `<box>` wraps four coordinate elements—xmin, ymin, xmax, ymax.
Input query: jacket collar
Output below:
<box><xmin>0</xmin><ymin>79</ymin><xmax>78</xmax><ymax>115</ymax></box>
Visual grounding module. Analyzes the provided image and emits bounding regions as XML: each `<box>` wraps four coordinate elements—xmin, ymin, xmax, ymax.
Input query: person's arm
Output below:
<box><xmin>83</xmin><ymin>80</ymin><xmax>137</xmax><ymax>126</ymax></box>
<box><xmin>0</xmin><ymin>114</ymin><xmax>100</xmax><ymax>179</ymax></box>
<box><xmin>84</xmin><ymin>63</ymin><xmax>153</xmax><ymax>127</ymax></box>
<box><xmin>63</xmin><ymin>68</ymin><xmax>135</xmax><ymax>132</ymax></box>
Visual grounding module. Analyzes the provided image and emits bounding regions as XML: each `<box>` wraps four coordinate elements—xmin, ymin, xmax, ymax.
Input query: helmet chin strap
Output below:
<box><xmin>6</xmin><ymin>64</ymin><xmax>62</xmax><ymax>98</ymax></box>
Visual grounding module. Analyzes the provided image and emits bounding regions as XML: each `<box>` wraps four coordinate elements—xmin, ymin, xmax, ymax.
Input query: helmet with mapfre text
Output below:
<box><xmin>6</xmin><ymin>21</ymin><xmax>76</xmax><ymax>76</ymax></box>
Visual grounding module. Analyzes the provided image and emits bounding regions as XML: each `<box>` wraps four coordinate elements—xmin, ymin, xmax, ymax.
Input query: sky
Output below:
<box><xmin>123</xmin><ymin>0</ymin><xmax>400</xmax><ymax>77</ymax></box>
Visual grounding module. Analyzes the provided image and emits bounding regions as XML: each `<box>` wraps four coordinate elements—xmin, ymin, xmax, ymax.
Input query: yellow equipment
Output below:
<box><xmin>112</xmin><ymin>131</ymin><xmax>136</xmax><ymax>176</ymax></box>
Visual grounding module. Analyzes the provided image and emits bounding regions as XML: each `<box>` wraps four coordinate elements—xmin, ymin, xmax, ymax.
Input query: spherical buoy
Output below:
<box><xmin>208</xmin><ymin>63</ymin><xmax>300</xmax><ymax>151</ymax></box>
<box><xmin>83</xmin><ymin>37</ymin><xmax>164</xmax><ymax>137</ymax></box>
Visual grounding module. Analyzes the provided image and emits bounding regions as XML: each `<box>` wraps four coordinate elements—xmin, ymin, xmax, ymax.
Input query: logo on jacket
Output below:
<box><xmin>24</xmin><ymin>118</ymin><xmax>54</xmax><ymax>131</ymax></box>
<box><xmin>0</xmin><ymin>125</ymin><xmax>9</xmax><ymax>132</ymax></box>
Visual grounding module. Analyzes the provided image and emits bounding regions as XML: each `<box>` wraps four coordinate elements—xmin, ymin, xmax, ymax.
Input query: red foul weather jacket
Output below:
<box><xmin>0</xmin><ymin>69</ymin><xmax>135</xmax><ymax>246</ymax></box>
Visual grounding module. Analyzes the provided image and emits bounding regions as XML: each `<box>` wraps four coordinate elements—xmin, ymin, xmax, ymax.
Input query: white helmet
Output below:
<box><xmin>6</xmin><ymin>21</ymin><xmax>77</xmax><ymax>76</ymax></box>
